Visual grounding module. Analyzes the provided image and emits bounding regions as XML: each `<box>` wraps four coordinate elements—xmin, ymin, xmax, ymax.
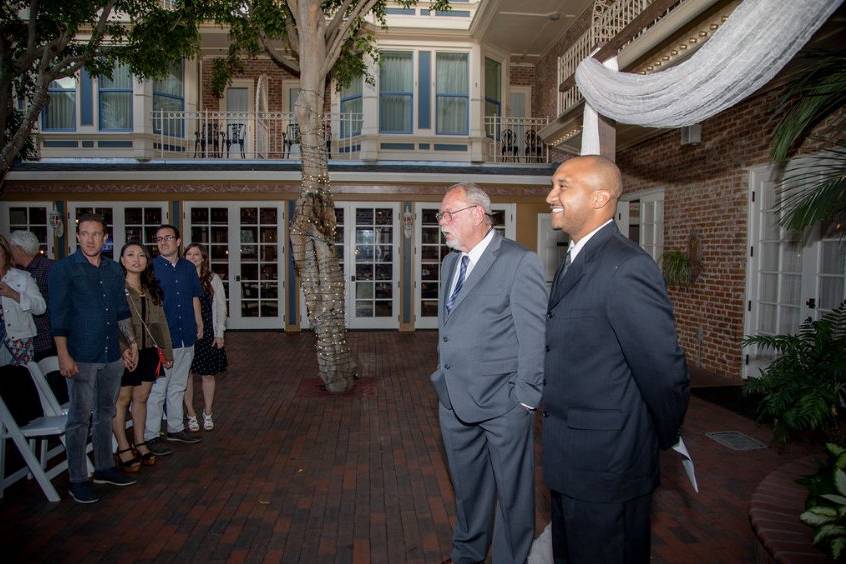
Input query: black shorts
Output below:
<box><xmin>121</xmin><ymin>347</ymin><xmax>161</xmax><ymax>387</ymax></box>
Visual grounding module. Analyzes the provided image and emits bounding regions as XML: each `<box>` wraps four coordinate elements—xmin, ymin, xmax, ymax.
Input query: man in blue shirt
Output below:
<box><xmin>144</xmin><ymin>224</ymin><xmax>203</xmax><ymax>449</ymax></box>
<box><xmin>49</xmin><ymin>214</ymin><xmax>140</xmax><ymax>503</ymax></box>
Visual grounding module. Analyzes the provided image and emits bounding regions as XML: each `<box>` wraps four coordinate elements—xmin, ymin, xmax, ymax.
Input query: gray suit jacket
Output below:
<box><xmin>430</xmin><ymin>231</ymin><xmax>547</xmax><ymax>423</ymax></box>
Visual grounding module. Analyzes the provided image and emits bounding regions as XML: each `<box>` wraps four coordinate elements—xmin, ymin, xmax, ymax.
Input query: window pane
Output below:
<box><xmin>100</xmin><ymin>92</ymin><xmax>132</xmax><ymax>129</ymax></box>
<box><xmin>436</xmin><ymin>53</ymin><xmax>468</xmax><ymax>134</ymax></box>
<box><xmin>100</xmin><ymin>64</ymin><xmax>133</xmax><ymax>90</ymax></box>
<box><xmin>380</xmin><ymin>52</ymin><xmax>412</xmax><ymax>133</ymax></box>
<box><xmin>484</xmin><ymin>58</ymin><xmax>501</xmax><ymax>103</ymax></box>
<box><xmin>45</xmin><ymin>91</ymin><xmax>75</xmax><ymax>129</ymax></box>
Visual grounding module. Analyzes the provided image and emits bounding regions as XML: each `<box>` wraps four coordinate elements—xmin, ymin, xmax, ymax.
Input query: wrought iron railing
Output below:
<box><xmin>557</xmin><ymin>0</ymin><xmax>659</xmax><ymax>116</ymax></box>
<box><xmin>484</xmin><ymin>116</ymin><xmax>551</xmax><ymax>164</ymax></box>
<box><xmin>152</xmin><ymin>110</ymin><xmax>363</xmax><ymax>160</ymax></box>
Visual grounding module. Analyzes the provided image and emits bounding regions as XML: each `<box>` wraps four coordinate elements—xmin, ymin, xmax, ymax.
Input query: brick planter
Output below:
<box><xmin>749</xmin><ymin>455</ymin><xmax>831</xmax><ymax>563</ymax></box>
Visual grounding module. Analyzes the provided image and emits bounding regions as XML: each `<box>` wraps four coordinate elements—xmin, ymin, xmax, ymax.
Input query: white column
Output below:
<box><xmin>469</xmin><ymin>43</ymin><xmax>483</xmax><ymax>163</ymax></box>
<box><xmin>359</xmin><ymin>54</ymin><xmax>380</xmax><ymax>162</ymax></box>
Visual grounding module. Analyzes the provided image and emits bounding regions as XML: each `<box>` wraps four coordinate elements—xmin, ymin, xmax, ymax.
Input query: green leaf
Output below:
<box><xmin>802</xmin><ymin>510</ymin><xmax>836</xmax><ymax>525</ymax></box>
<box><xmin>811</xmin><ymin>505</ymin><xmax>839</xmax><ymax>517</ymax></box>
<box><xmin>821</xmin><ymin>494</ymin><xmax>846</xmax><ymax>505</ymax></box>
<box><xmin>832</xmin><ymin>537</ymin><xmax>846</xmax><ymax>559</ymax></box>
<box><xmin>836</xmin><ymin>469</ymin><xmax>846</xmax><ymax>496</ymax></box>
<box><xmin>814</xmin><ymin>523</ymin><xmax>846</xmax><ymax>544</ymax></box>
<box><xmin>828</xmin><ymin>443</ymin><xmax>846</xmax><ymax>457</ymax></box>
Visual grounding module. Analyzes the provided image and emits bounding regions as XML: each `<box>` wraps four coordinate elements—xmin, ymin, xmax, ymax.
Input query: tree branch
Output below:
<box><xmin>325</xmin><ymin>0</ymin><xmax>378</xmax><ymax>71</ymax></box>
<box><xmin>258</xmin><ymin>33</ymin><xmax>300</xmax><ymax>75</ymax></box>
<box><xmin>325</xmin><ymin>0</ymin><xmax>356</xmax><ymax>44</ymax></box>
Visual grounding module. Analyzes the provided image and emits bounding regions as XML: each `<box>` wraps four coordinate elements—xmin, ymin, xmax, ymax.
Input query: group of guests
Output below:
<box><xmin>432</xmin><ymin>156</ymin><xmax>690</xmax><ymax>564</ymax></box>
<box><xmin>0</xmin><ymin>217</ymin><xmax>227</xmax><ymax>504</ymax></box>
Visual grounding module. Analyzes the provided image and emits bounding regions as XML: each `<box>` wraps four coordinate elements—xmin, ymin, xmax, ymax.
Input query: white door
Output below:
<box><xmin>744</xmin><ymin>165</ymin><xmax>846</xmax><ymax>377</ymax></box>
<box><xmin>0</xmin><ymin>202</ymin><xmax>56</xmax><ymax>258</ymax></box>
<box><xmin>68</xmin><ymin>202</ymin><xmax>169</xmax><ymax>260</ymax></box>
<box><xmin>300</xmin><ymin>202</ymin><xmax>401</xmax><ymax>329</ymax></box>
<box><xmin>537</xmin><ymin>213</ymin><xmax>569</xmax><ymax>291</ymax></box>
<box><xmin>414</xmin><ymin>203</ymin><xmax>515</xmax><ymax>329</ymax></box>
<box><xmin>185</xmin><ymin>202</ymin><xmax>285</xmax><ymax>330</ymax></box>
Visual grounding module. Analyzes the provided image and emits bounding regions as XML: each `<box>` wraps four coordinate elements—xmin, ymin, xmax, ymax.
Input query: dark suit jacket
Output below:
<box><xmin>430</xmin><ymin>231</ymin><xmax>547</xmax><ymax>424</ymax></box>
<box><xmin>542</xmin><ymin>222</ymin><xmax>689</xmax><ymax>503</ymax></box>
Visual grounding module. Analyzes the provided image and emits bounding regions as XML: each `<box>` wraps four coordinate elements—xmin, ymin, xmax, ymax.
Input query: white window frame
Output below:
<box><xmin>617</xmin><ymin>188</ymin><xmax>665</xmax><ymax>261</ymax></box>
<box><xmin>0</xmin><ymin>202</ymin><xmax>56</xmax><ymax>258</ymax></box>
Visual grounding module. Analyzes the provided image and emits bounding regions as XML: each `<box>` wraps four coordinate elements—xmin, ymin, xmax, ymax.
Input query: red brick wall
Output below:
<box><xmin>615</xmin><ymin>88</ymin><xmax>842</xmax><ymax>381</ymax></box>
<box><xmin>509</xmin><ymin>64</ymin><xmax>534</xmax><ymax>87</ymax></box>
<box><xmin>200</xmin><ymin>57</ymin><xmax>331</xmax><ymax>112</ymax></box>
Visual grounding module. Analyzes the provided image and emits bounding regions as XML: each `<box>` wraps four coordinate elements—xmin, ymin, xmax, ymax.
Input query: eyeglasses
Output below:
<box><xmin>435</xmin><ymin>205</ymin><xmax>477</xmax><ymax>223</ymax></box>
<box><xmin>154</xmin><ymin>235</ymin><xmax>177</xmax><ymax>243</ymax></box>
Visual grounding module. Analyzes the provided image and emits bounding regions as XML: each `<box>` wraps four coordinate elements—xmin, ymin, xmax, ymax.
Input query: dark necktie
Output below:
<box><xmin>445</xmin><ymin>255</ymin><xmax>470</xmax><ymax>314</ymax></box>
<box><xmin>551</xmin><ymin>249</ymin><xmax>572</xmax><ymax>297</ymax></box>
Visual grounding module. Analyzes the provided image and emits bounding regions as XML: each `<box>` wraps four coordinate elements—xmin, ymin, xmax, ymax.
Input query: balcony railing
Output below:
<box><xmin>557</xmin><ymin>0</ymin><xmax>658</xmax><ymax>116</ymax></box>
<box><xmin>484</xmin><ymin>116</ymin><xmax>550</xmax><ymax>164</ymax></box>
<box><xmin>153</xmin><ymin>111</ymin><xmax>363</xmax><ymax>160</ymax></box>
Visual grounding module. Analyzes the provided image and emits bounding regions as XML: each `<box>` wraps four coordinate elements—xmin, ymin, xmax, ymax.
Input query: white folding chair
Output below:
<box><xmin>36</xmin><ymin>356</ymin><xmax>68</xmax><ymax>414</ymax></box>
<box><xmin>25</xmin><ymin>362</ymin><xmax>93</xmax><ymax>476</ymax></box>
<box><xmin>0</xmin><ymin>365</ymin><xmax>68</xmax><ymax>502</ymax></box>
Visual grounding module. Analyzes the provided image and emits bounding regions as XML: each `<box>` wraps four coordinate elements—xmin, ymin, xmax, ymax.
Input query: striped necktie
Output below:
<box><xmin>445</xmin><ymin>255</ymin><xmax>470</xmax><ymax>314</ymax></box>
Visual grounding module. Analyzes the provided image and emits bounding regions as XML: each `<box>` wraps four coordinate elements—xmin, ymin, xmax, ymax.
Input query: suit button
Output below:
<box><xmin>545</xmin><ymin>345</ymin><xmax>550</xmax><ymax>352</ymax></box>
<box><xmin>546</xmin><ymin>312</ymin><xmax>553</xmax><ymax>319</ymax></box>
<box><xmin>542</xmin><ymin>379</ymin><xmax>547</xmax><ymax>385</ymax></box>
<box><xmin>445</xmin><ymin>364</ymin><xmax>451</xmax><ymax>369</ymax></box>
<box><xmin>443</xmin><ymin>336</ymin><xmax>449</xmax><ymax>342</ymax></box>
<box><xmin>542</xmin><ymin>411</ymin><xmax>549</xmax><ymax>418</ymax></box>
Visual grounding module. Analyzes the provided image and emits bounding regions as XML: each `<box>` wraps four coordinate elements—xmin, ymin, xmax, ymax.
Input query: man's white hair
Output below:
<box><xmin>9</xmin><ymin>230</ymin><xmax>40</xmax><ymax>256</ymax></box>
<box><xmin>447</xmin><ymin>182</ymin><xmax>493</xmax><ymax>224</ymax></box>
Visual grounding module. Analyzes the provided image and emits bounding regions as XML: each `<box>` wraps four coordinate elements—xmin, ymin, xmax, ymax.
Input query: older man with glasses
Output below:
<box><xmin>142</xmin><ymin>224</ymin><xmax>204</xmax><ymax>455</ymax></box>
<box><xmin>430</xmin><ymin>182</ymin><xmax>546</xmax><ymax>564</ymax></box>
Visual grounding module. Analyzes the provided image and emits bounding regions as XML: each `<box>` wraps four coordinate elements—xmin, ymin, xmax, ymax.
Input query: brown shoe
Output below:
<box><xmin>114</xmin><ymin>447</ymin><xmax>141</xmax><ymax>473</ymax></box>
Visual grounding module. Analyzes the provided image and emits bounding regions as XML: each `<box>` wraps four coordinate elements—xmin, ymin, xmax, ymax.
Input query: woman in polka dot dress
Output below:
<box><xmin>184</xmin><ymin>243</ymin><xmax>227</xmax><ymax>432</ymax></box>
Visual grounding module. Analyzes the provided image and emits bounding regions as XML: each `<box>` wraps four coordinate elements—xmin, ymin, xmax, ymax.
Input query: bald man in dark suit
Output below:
<box><xmin>542</xmin><ymin>156</ymin><xmax>689</xmax><ymax>563</ymax></box>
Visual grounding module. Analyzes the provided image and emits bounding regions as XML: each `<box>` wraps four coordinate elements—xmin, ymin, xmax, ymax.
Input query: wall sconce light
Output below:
<box><xmin>48</xmin><ymin>206</ymin><xmax>64</xmax><ymax>238</ymax></box>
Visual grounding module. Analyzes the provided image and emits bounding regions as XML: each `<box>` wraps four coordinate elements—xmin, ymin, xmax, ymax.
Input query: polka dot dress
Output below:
<box><xmin>191</xmin><ymin>292</ymin><xmax>227</xmax><ymax>375</ymax></box>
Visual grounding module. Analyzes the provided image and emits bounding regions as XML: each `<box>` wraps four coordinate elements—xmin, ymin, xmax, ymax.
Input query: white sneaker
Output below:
<box><xmin>202</xmin><ymin>411</ymin><xmax>214</xmax><ymax>431</ymax></box>
<box><xmin>187</xmin><ymin>415</ymin><xmax>200</xmax><ymax>432</ymax></box>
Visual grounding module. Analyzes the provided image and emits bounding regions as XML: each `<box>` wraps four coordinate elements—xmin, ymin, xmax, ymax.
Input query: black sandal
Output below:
<box><xmin>133</xmin><ymin>442</ymin><xmax>158</xmax><ymax>466</ymax></box>
<box><xmin>115</xmin><ymin>447</ymin><xmax>141</xmax><ymax>472</ymax></box>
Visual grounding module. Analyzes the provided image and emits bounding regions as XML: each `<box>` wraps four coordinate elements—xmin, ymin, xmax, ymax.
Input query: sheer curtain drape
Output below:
<box><xmin>99</xmin><ymin>64</ymin><xmax>133</xmax><ymax>130</ymax></box>
<box><xmin>575</xmin><ymin>0</ymin><xmax>843</xmax><ymax>136</ymax></box>
<box><xmin>380</xmin><ymin>52</ymin><xmax>413</xmax><ymax>133</ymax></box>
<box><xmin>45</xmin><ymin>77</ymin><xmax>76</xmax><ymax>130</ymax></box>
<box><xmin>437</xmin><ymin>53</ymin><xmax>468</xmax><ymax>135</ymax></box>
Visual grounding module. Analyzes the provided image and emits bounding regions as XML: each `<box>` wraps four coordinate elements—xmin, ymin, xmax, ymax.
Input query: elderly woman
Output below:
<box><xmin>0</xmin><ymin>234</ymin><xmax>46</xmax><ymax>366</ymax></box>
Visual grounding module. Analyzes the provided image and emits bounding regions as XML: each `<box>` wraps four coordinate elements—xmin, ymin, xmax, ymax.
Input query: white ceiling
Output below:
<box><xmin>479</xmin><ymin>0</ymin><xmax>594</xmax><ymax>61</ymax></box>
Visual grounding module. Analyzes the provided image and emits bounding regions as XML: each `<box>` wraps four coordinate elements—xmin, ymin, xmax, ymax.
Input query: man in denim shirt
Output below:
<box><xmin>49</xmin><ymin>214</ymin><xmax>140</xmax><ymax>503</ymax></box>
<box><xmin>144</xmin><ymin>224</ymin><xmax>203</xmax><ymax>450</ymax></box>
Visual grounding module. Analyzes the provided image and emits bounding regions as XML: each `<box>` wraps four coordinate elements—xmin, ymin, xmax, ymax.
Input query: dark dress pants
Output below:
<box><xmin>550</xmin><ymin>488</ymin><xmax>652</xmax><ymax>564</ymax></box>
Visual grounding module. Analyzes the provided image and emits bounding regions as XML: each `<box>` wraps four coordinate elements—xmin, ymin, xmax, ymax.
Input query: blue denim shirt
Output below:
<box><xmin>48</xmin><ymin>250</ymin><xmax>130</xmax><ymax>363</ymax></box>
<box><xmin>153</xmin><ymin>256</ymin><xmax>203</xmax><ymax>348</ymax></box>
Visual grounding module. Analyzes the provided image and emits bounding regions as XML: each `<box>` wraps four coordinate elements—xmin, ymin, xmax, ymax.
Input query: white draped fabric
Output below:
<box><xmin>575</xmin><ymin>0</ymin><xmax>843</xmax><ymax>134</ymax></box>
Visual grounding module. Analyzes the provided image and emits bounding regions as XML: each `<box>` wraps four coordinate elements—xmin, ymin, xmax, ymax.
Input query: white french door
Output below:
<box><xmin>185</xmin><ymin>202</ymin><xmax>285</xmax><ymax>330</ymax></box>
<box><xmin>68</xmin><ymin>202</ymin><xmax>169</xmax><ymax>260</ymax></box>
<box><xmin>0</xmin><ymin>202</ymin><xmax>56</xmax><ymax>258</ymax></box>
<box><xmin>744</xmin><ymin>165</ymin><xmax>846</xmax><ymax>377</ymax></box>
<box><xmin>413</xmin><ymin>203</ymin><xmax>515</xmax><ymax>329</ymax></box>
<box><xmin>300</xmin><ymin>202</ymin><xmax>400</xmax><ymax>329</ymax></box>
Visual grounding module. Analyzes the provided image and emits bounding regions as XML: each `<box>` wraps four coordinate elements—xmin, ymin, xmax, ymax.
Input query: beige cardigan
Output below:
<box><xmin>120</xmin><ymin>285</ymin><xmax>174</xmax><ymax>362</ymax></box>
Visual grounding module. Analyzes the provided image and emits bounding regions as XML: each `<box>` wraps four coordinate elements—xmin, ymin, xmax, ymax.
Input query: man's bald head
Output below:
<box><xmin>555</xmin><ymin>155</ymin><xmax>623</xmax><ymax>201</ymax></box>
<box><xmin>547</xmin><ymin>155</ymin><xmax>624</xmax><ymax>241</ymax></box>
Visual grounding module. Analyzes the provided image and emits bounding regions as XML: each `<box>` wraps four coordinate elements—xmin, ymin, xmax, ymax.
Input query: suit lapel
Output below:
<box><xmin>444</xmin><ymin>231</ymin><xmax>502</xmax><ymax>320</ymax></box>
<box><xmin>548</xmin><ymin>222</ymin><xmax>618</xmax><ymax>309</ymax></box>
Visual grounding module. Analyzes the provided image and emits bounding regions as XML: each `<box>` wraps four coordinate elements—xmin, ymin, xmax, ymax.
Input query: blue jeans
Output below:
<box><xmin>66</xmin><ymin>360</ymin><xmax>123</xmax><ymax>483</ymax></box>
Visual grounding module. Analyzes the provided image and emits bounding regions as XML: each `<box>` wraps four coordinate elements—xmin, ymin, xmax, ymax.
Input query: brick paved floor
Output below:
<box><xmin>0</xmin><ymin>331</ymin><xmax>819</xmax><ymax>563</ymax></box>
